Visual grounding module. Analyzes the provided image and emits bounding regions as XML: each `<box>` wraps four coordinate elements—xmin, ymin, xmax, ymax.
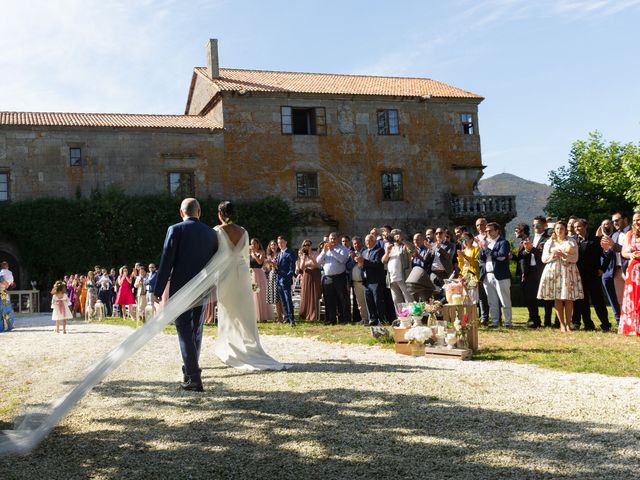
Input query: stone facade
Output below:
<box><xmin>0</xmin><ymin>127</ymin><xmax>223</xmax><ymax>201</ymax></box>
<box><xmin>1</xmin><ymin>39</ymin><xmax>516</xmax><ymax>253</ymax></box>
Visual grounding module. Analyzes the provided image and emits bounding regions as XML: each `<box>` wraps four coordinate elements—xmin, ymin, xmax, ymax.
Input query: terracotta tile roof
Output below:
<box><xmin>0</xmin><ymin>111</ymin><xmax>221</xmax><ymax>130</ymax></box>
<box><xmin>196</xmin><ymin>67</ymin><xmax>482</xmax><ymax>100</ymax></box>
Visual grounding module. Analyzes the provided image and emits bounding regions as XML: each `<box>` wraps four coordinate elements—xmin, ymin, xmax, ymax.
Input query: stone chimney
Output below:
<box><xmin>207</xmin><ymin>38</ymin><xmax>219</xmax><ymax>78</ymax></box>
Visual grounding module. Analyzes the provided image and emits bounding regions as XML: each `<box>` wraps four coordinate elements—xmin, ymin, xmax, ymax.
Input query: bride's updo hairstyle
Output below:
<box><xmin>218</xmin><ymin>201</ymin><xmax>237</xmax><ymax>225</ymax></box>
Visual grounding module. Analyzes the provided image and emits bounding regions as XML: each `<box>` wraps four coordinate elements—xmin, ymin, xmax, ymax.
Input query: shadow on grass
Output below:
<box><xmin>1</xmin><ymin>375</ymin><xmax>636</xmax><ymax>479</ymax></box>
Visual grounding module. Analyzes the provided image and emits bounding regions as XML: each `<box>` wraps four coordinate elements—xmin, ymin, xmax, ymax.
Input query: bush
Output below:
<box><xmin>0</xmin><ymin>190</ymin><xmax>293</xmax><ymax>289</ymax></box>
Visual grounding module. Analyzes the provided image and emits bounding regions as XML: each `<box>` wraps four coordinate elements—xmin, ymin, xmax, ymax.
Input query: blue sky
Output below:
<box><xmin>1</xmin><ymin>0</ymin><xmax>638</xmax><ymax>184</ymax></box>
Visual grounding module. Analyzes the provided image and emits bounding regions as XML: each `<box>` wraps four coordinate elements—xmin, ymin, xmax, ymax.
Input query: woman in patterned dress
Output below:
<box><xmin>619</xmin><ymin>211</ymin><xmax>640</xmax><ymax>335</ymax></box>
<box><xmin>537</xmin><ymin>220</ymin><xmax>584</xmax><ymax>332</ymax></box>
<box><xmin>265</xmin><ymin>240</ymin><xmax>282</xmax><ymax>322</ymax></box>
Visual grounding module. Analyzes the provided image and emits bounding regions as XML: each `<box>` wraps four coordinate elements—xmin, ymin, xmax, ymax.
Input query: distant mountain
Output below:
<box><xmin>478</xmin><ymin>173</ymin><xmax>553</xmax><ymax>238</ymax></box>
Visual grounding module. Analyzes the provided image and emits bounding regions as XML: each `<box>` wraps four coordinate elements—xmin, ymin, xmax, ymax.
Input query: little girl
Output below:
<box><xmin>51</xmin><ymin>280</ymin><xmax>73</xmax><ymax>334</ymax></box>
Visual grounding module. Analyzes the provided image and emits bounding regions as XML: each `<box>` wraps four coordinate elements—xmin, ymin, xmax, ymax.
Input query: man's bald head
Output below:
<box><xmin>180</xmin><ymin>198</ymin><xmax>201</xmax><ymax>218</ymax></box>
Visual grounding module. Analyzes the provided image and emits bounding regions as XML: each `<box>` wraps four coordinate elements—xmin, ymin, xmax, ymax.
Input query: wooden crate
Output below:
<box><xmin>442</xmin><ymin>305</ymin><xmax>479</xmax><ymax>352</ymax></box>
<box><xmin>424</xmin><ymin>346</ymin><xmax>472</xmax><ymax>360</ymax></box>
<box><xmin>395</xmin><ymin>342</ymin><xmax>412</xmax><ymax>355</ymax></box>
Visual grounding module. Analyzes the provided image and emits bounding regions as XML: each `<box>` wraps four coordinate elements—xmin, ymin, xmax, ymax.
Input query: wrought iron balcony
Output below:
<box><xmin>450</xmin><ymin>195</ymin><xmax>517</xmax><ymax>223</ymax></box>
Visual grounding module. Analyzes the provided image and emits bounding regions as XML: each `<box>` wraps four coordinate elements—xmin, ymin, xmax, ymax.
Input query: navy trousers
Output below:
<box><xmin>602</xmin><ymin>273</ymin><xmax>621</xmax><ymax>325</ymax></box>
<box><xmin>278</xmin><ymin>280</ymin><xmax>295</xmax><ymax>324</ymax></box>
<box><xmin>175</xmin><ymin>305</ymin><xmax>204</xmax><ymax>381</ymax></box>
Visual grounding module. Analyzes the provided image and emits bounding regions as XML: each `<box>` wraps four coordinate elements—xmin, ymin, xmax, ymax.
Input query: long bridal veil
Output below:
<box><xmin>0</xmin><ymin>247</ymin><xmax>237</xmax><ymax>456</ymax></box>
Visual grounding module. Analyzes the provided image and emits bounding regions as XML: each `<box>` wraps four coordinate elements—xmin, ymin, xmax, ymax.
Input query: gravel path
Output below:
<box><xmin>1</xmin><ymin>315</ymin><xmax>639</xmax><ymax>479</ymax></box>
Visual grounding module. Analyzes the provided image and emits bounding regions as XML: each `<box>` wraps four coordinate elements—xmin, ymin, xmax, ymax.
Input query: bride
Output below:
<box><xmin>212</xmin><ymin>201</ymin><xmax>286</xmax><ymax>371</ymax></box>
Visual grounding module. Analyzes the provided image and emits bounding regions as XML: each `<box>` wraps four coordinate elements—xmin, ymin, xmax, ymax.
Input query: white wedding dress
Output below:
<box><xmin>212</xmin><ymin>226</ymin><xmax>286</xmax><ymax>371</ymax></box>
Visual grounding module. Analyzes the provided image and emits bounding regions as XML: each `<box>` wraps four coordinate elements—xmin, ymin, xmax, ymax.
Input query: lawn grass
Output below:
<box><xmin>100</xmin><ymin>307</ymin><xmax>640</xmax><ymax>378</ymax></box>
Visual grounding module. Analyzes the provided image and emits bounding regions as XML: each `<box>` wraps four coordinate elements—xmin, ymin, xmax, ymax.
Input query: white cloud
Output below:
<box><xmin>0</xmin><ymin>0</ymin><xmax>224</xmax><ymax>113</ymax></box>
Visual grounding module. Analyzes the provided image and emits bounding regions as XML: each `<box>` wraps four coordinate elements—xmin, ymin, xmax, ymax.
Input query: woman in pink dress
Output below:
<box><xmin>114</xmin><ymin>265</ymin><xmax>136</xmax><ymax>319</ymax></box>
<box><xmin>296</xmin><ymin>239</ymin><xmax>321</xmax><ymax>321</ymax></box>
<box><xmin>619</xmin><ymin>211</ymin><xmax>640</xmax><ymax>335</ymax></box>
<box><xmin>250</xmin><ymin>238</ymin><xmax>271</xmax><ymax>322</ymax></box>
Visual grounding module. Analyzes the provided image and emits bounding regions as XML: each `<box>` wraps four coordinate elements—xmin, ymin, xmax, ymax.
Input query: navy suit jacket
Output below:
<box><xmin>276</xmin><ymin>248</ymin><xmax>297</xmax><ymax>286</ymax></box>
<box><xmin>479</xmin><ymin>236</ymin><xmax>511</xmax><ymax>281</ymax></box>
<box><xmin>361</xmin><ymin>245</ymin><xmax>386</xmax><ymax>285</ymax></box>
<box><xmin>154</xmin><ymin>217</ymin><xmax>217</xmax><ymax>298</ymax></box>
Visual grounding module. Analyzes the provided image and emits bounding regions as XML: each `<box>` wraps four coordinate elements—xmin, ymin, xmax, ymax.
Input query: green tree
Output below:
<box><xmin>545</xmin><ymin>135</ymin><xmax>634</xmax><ymax>227</ymax></box>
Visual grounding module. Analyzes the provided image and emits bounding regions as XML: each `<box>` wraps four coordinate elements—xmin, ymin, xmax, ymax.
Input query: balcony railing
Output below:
<box><xmin>450</xmin><ymin>195</ymin><xmax>517</xmax><ymax>221</ymax></box>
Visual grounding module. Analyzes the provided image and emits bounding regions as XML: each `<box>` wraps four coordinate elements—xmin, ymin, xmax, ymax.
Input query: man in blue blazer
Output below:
<box><xmin>478</xmin><ymin>222</ymin><xmax>512</xmax><ymax>327</ymax></box>
<box><xmin>601</xmin><ymin>212</ymin><xmax>630</xmax><ymax>328</ymax></box>
<box><xmin>276</xmin><ymin>235</ymin><xmax>297</xmax><ymax>326</ymax></box>
<box><xmin>357</xmin><ymin>234</ymin><xmax>389</xmax><ymax>325</ymax></box>
<box><xmin>154</xmin><ymin>198</ymin><xmax>217</xmax><ymax>391</ymax></box>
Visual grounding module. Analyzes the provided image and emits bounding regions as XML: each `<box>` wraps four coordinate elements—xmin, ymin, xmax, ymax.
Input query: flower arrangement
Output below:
<box><xmin>453</xmin><ymin>313</ymin><xmax>470</xmax><ymax>346</ymax></box>
<box><xmin>423</xmin><ymin>299</ymin><xmax>443</xmax><ymax>316</ymax></box>
<box><xmin>404</xmin><ymin>326</ymin><xmax>434</xmax><ymax>345</ymax></box>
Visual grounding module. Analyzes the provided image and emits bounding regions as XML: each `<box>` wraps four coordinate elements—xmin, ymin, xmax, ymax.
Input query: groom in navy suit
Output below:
<box><xmin>154</xmin><ymin>198</ymin><xmax>217</xmax><ymax>391</ymax></box>
<box><xmin>276</xmin><ymin>235</ymin><xmax>297</xmax><ymax>326</ymax></box>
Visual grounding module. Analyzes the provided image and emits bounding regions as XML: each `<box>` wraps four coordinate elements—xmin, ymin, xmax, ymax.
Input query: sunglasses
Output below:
<box><xmin>613</xmin><ymin>218</ymin><xmax>622</xmax><ymax>223</ymax></box>
<box><xmin>303</xmin><ymin>243</ymin><xmax>311</xmax><ymax>246</ymax></box>
<box><xmin>533</xmin><ymin>223</ymin><xmax>543</xmax><ymax>228</ymax></box>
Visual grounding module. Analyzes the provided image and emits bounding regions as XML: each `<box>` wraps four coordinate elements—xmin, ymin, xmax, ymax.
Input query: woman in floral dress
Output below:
<box><xmin>619</xmin><ymin>211</ymin><xmax>640</xmax><ymax>335</ymax></box>
<box><xmin>537</xmin><ymin>220</ymin><xmax>583</xmax><ymax>332</ymax></box>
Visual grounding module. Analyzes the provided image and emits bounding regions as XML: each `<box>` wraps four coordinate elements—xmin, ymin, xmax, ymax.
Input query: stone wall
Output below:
<box><xmin>0</xmin><ymin>127</ymin><xmax>224</xmax><ymax>201</ymax></box>
<box><xmin>218</xmin><ymin>92</ymin><xmax>482</xmax><ymax>238</ymax></box>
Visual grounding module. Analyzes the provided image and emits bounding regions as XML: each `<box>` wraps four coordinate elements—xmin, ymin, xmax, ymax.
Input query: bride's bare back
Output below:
<box><xmin>219</xmin><ymin>223</ymin><xmax>245</xmax><ymax>247</ymax></box>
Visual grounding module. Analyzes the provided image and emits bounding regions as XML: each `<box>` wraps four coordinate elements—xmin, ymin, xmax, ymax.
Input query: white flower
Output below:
<box><xmin>404</xmin><ymin>326</ymin><xmax>433</xmax><ymax>344</ymax></box>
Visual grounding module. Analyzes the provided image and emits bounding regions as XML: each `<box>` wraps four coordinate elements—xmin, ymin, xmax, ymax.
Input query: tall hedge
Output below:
<box><xmin>0</xmin><ymin>190</ymin><xmax>293</xmax><ymax>288</ymax></box>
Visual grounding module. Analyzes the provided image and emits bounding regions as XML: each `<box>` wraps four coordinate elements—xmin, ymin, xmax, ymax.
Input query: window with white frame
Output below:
<box><xmin>381</xmin><ymin>171</ymin><xmax>403</xmax><ymax>201</ymax></box>
<box><xmin>70</xmin><ymin>147</ymin><xmax>82</xmax><ymax>167</ymax></box>
<box><xmin>460</xmin><ymin>113</ymin><xmax>474</xmax><ymax>135</ymax></box>
<box><xmin>377</xmin><ymin>109</ymin><xmax>399</xmax><ymax>135</ymax></box>
<box><xmin>281</xmin><ymin>107</ymin><xmax>326</xmax><ymax>135</ymax></box>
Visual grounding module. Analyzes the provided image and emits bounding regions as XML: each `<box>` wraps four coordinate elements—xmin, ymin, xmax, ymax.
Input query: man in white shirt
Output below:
<box><xmin>0</xmin><ymin>261</ymin><xmax>14</xmax><ymax>289</ymax></box>
<box><xmin>382</xmin><ymin>229</ymin><xmax>414</xmax><ymax>307</ymax></box>
<box><xmin>317</xmin><ymin>232</ymin><xmax>351</xmax><ymax>325</ymax></box>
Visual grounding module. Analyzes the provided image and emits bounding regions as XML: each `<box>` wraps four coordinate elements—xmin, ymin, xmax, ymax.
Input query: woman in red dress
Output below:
<box><xmin>619</xmin><ymin>211</ymin><xmax>640</xmax><ymax>336</ymax></box>
<box><xmin>114</xmin><ymin>265</ymin><xmax>136</xmax><ymax>319</ymax></box>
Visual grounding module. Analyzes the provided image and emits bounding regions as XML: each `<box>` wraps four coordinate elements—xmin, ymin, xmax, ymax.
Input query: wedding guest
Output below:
<box><xmin>406</xmin><ymin>233</ymin><xmax>436</xmax><ymax>301</ymax></box>
<box><xmin>0</xmin><ymin>261</ymin><xmax>14</xmax><ymax>289</ymax></box>
<box><xmin>457</xmin><ymin>233</ymin><xmax>480</xmax><ymax>281</ymax></box>
<box><xmin>478</xmin><ymin>222</ymin><xmax>512</xmax><ymax>328</ymax></box>
<box><xmin>296</xmin><ymin>239</ymin><xmax>321</xmax><ymax>321</ymax></box>
<box><xmin>114</xmin><ymin>266</ymin><xmax>136</xmax><ymax>319</ymax></box>
<box><xmin>428</xmin><ymin>227</ymin><xmax>454</xmax><ymax>286</ymax></box>
<box><xmin>619</xmin><ymin>211</ymin><xmax>640</xmax><ymax>335</ymax></box>
<box><xmin>51</xmin><ymin>280</ymin><xmax>73</xmax><ymax>334</ymax></box>
<box><xmin>276</xmin><ymin>236</ymin><xmax>297</xmax><ymax>326</ymax></box>
<box><xmin>357</xmin><ymin>234</ymin><xmax>388</xmax><ymax>325</ymax></box>
<box><xmin>85</xmin><ymin>271</ymin><xmax>98</xmax><ymax>318</ymax></box>
<box><xmin>134</xmin><ymin>266</ymin><xmax>148</xmax><ymax>323</ymax></box>
<box><xmin>474</xmin><ymin>217</ymin><xmax>491</xmax><ymax>325</ymax></box>
<box><xmin>265</xmin><ymin>240</ymin><xmax>282</xmax><ymax>322</ymax></box>
<box><xmin>601</xmin><ymin>212</ymin><xmax>630</xmax><ymax>328</ymax></box>
<box><xmin>571</xmin><ymin>219</ymin><xmax>610</xmax><ymax>331</ymax></box>
<box><xmin>537</xmin><ymin>221</ymin><xmax>583</xmax><ymax>333</ymax></box>
<box><xmin>77</xmin><ymin>275</ymin><xmax>87</xmax><ymax>317</ymax></box>
<box><xmin>349</xmin><ymin>236</ymin><xmax>369</xmax><ymax>324</ymax></box>
<box><xmin>317</xmin><ymin>232</ymin><xmax>351</xmax><ymax>325</ymax></box>
<box><xmin>145</xmin><ymin>264</ymin><xmax>158</xmax><ymax>305</ymax></box>
<box><xmin>0</xmin><ymin>275</ymin><xmax>15</xmax><ymax>332</ymax></box>
<box><xmin>97</xmin><ymin>273</ymin><xmax>113</xmax><ymax>316</ymax></box>
<box><xmin>516</xmin><ymin>216</ymin><xmax>554</xmax><ymax>328</ymax></box>
<box><xmin>382</xmin><ymin>229</ymin><xmax>414</xmax><ymax>307</ymax></box>
<box><xmin>567</xmin><ymin>215</ymin><xmax>578</xmax><ymax>237</ymax></box>
<box><xmin>250</xmin><ymin>238</ymin><xmax>271</xmax><ymax>322</ymax></box>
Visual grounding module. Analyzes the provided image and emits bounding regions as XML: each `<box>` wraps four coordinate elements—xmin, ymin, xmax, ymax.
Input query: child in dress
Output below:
<box><xmin>51</xmin><ymin>280</ymin><xmax>73</xmax><ymax>334</ymax></box>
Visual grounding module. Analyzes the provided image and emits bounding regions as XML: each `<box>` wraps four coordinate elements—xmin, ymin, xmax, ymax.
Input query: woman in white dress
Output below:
<box><xmin>212</xmin><ymin>201</ymin><xmax>286</xmax><ymax>371</ymax></box>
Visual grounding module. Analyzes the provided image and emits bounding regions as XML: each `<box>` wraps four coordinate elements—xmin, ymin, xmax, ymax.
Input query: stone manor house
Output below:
<box><xmin>0</xmin><ymin>39</ymin><xmax>515</xmax><ymax>286</ymax></box>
